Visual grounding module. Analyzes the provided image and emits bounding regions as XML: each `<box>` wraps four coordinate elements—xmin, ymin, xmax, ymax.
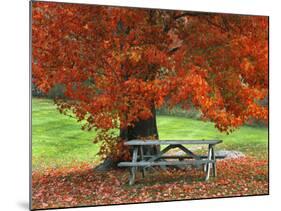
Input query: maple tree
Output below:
<box><xmin>32</xmin><ymin>2</ymin><xmax>268</xmax><ymax>162</ymax></box>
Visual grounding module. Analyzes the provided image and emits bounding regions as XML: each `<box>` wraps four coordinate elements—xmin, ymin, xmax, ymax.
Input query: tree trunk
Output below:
<box><xmin>95</xmin><ymin>105</ymin><xmax>159</xmax><ymax>171</ymax></box>
<box><xmin>120</xmin><ymin>105</ymin><xmax>160</xmax><ymax>155</ymax></box>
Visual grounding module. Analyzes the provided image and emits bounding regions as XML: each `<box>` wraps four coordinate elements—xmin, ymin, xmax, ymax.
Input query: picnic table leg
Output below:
<box><xmin>211</xmin><ymin>147</ymin><xmax>217</xmax><ymax>177</ymax></box>
<box><xmin>205</xmin><ymin>144</ymin><xmax>213</xmax><ymax>181</ymax></box>
<box><xmin>129</xmin><ymin>147</ymin><xmax>138</xmax><ymax>185</ymax></box>
<box><xmin>203</xmin><ymin>163</ymin><xmax>207</xmax><ymax>172</ymax></box>
<box><xmin>139</xmin><ymin>146</ymin><xmax>145</xmax><ymax>178</ymax></box>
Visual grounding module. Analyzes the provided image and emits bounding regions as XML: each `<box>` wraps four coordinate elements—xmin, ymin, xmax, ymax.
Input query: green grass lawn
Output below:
<box><xmin>32</xmin><ymin>98</ymin><xmax>268</xmax><ymax>171</ymax></box>
<box><xmin>32</xmin><ymin>98</ymin><xmax>99</xmax><ymax>170</ymax></box>
<box><xmin>157</xmin><ymin>115</ymin><xmax>268</xmax><ymax>157</ymax></box>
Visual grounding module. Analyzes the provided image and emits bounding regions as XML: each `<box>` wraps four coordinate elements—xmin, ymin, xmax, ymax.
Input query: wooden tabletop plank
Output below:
<box><xmin>124</xmin><ymin>140</ymin><xmax>222</xmax><ymax>145</ymax></box>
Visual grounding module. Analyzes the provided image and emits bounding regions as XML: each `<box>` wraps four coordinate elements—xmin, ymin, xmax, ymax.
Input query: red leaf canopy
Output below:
<box><xmin>32</xmin><ymin>2</ymin><xmax>268</xmax><ymax>136</ymax></box>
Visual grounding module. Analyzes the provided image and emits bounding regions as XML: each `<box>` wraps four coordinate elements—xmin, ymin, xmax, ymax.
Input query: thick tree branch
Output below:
<box><xmin>174</xmin><ymin>11</ymin><xmax>202</xmax><ymax>20</ymax></box>
<box><xmin>174</xmin><ymin>12</ymin><xmax>229</xmax><ymax>33</ymax></box>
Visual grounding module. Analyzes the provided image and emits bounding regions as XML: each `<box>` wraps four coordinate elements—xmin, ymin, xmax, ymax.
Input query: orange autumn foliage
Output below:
<box><xmin>32</xmin><ymin>2</ymin><xmax>268</xmax><ymax>158</ymax></box>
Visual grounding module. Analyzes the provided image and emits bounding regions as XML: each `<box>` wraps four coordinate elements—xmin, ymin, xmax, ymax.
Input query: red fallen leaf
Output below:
<box><xmin>64</xmin><ymin>196</ymin><xmax>73</xmax><ymax>202</ymax></box>
<box><xmin>34</xmin><ymin>192</ymin><xmax>43</xmax><ymax>197</ymax></box>
<box><xmin>42</xmin><ymin>203</ymin><xmax>48</xmax><ymax>208</ymax></box>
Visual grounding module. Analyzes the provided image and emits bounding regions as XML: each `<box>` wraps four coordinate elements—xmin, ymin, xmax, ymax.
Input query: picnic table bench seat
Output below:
<box><xmin>118</xmin><ymin>159</ymin><xmax>215</xmax><ymax>167</ymax></box>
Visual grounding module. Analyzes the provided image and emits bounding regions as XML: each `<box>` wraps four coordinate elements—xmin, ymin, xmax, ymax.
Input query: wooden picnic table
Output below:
<box><xmin>118</xmin><ymin>139</ymin><xmax>223</xmax><ymax>185</ymax></box>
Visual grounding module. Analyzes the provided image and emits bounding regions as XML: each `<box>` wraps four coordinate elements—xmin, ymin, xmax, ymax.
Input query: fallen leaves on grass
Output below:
<box><xmin>32</xmin><ymin>157</ymin><xmax>268</xmax><ymax>209</ymax></box>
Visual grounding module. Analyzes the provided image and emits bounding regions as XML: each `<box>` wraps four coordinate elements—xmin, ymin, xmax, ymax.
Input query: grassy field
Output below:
<box><xmin>32</xmin><ymin>98</ymin><xmax>268</xmax><ymax>170</ymax></box>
